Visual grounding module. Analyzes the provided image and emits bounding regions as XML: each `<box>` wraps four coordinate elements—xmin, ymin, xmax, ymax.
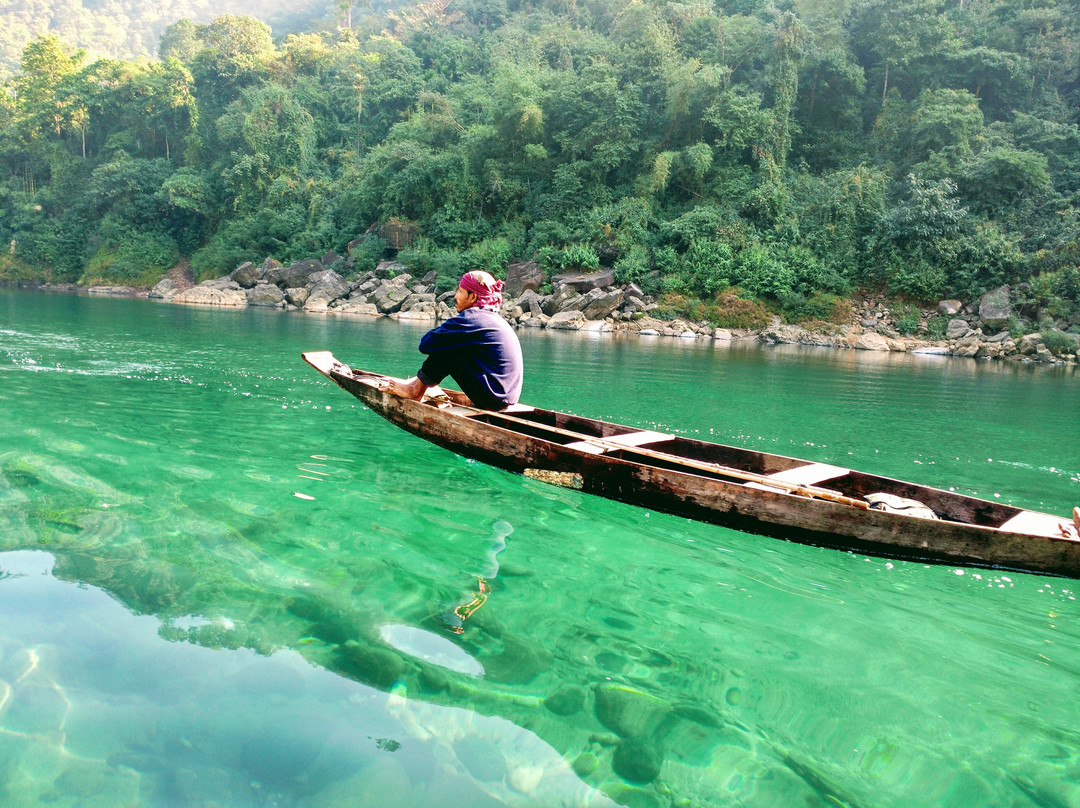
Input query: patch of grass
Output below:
<box><xmin>782</xmin><ymin>291</ymin><xmax>853</xmax><ymax>326</ymax></box>
<box><xmin>657</xmin><ymin>290</ymin><xmax>770</xmax><ymax>330</ymax></box>
<box><xmin>890</xmin><ymin>301</ymin><xmax>921</xmax><ymax>336</ymax></box>
<box><xmin>0</xmin><ymin>256</ymin><xmax>49</xmax><ymax>283</ymax></box>
<box><xmin>925</xmin><ymin>316</ymin><xmax>949</xmax><ymax>339</ymax></box>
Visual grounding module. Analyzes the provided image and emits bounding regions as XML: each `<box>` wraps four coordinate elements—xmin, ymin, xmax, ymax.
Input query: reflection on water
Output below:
<box><xmin>0</xmin><ymin>551</ymin><xmax>614</xmax><ymax>807</ymax></box>
<box><xmin>0</xmin><ymin>289</ymin><xmax>1078</xmax><ymax>807</ymax></box>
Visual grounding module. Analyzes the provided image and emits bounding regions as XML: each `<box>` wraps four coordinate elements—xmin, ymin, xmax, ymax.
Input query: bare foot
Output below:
<box><xmin>387</xmin><ymin>377</ymin><xmax>428</xmax><ymax>400</ymax></box>
<box><xmin>1074</xmin><ymin>507</ymin><xmax>1080</xmax><ymax>534</ymax></box>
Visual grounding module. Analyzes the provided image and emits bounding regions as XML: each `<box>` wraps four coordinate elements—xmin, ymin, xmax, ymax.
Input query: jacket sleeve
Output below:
<box><xmin>418</xmin><ymin>315</ymin><xmax>482</xmax><ymax>354</ymax></box>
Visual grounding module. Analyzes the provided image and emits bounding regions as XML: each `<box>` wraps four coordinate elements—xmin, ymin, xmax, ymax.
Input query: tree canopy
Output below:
<box><xmin>0</xmin><ymin>0</ymin><xmax>1078</xmax><ymax>320</ymax></box>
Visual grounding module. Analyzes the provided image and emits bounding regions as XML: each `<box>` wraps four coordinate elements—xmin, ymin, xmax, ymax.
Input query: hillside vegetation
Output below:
<box><xmin>0</xmin><ymin>0</ymin><xmax>351</xmax><ymax>82</ymax></box>
<box><xmin>1</xmin><ymin>0</ymin><xmax>1078</xmax><ymax>329</ymax></box>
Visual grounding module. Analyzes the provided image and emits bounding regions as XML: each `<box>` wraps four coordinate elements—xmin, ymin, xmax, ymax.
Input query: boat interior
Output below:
<box><xmin>454</xmin><ymin>403</ymin><xmax>1063</xmax><ymax>534</ymax></box>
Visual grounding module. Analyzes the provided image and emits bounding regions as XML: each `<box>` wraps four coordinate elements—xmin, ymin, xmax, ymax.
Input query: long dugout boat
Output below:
<box><xmin>303</xmin><ymin>351</ymin><xmax>1080</xmax><ymax>578</ymax></box>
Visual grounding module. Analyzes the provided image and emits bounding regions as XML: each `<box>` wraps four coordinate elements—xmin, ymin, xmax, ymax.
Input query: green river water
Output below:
<box><xmin>0</xmin><ymin>287</ymin><xmax>1078</xmax><ymax>808</ymax></box>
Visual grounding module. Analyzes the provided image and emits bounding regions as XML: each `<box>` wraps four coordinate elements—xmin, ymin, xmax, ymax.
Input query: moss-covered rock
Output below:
<box><xmin>612</xmin><ymin>736</ymin><xmax>664</xmax><ymax>784</ymax></box>
<box><xmin>594</xmin><ymin>683</ymin><xmax>671</xmax><ymax>738</ymax></box>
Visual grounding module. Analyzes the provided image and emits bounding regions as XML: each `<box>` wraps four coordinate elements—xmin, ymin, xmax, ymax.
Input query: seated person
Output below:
<box><xmin>388</xmin><ymin>271</ymin><xmax>523</xmax><ymax>410</ymax></box>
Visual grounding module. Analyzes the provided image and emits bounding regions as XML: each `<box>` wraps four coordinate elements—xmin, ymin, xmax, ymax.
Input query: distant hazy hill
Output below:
<box><xmin>0</xmin><ymin>0</ymin><xmax>338</xmax><ymax>82</ymax></box>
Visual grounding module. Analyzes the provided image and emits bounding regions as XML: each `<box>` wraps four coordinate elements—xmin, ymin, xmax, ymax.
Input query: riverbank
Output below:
<box><xmin>23</xmin><ymin>255</ymin><xmax>1079</xmax><ymax>366</ymax></box>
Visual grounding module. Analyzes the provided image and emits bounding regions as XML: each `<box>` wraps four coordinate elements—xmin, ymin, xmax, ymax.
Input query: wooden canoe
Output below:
<box><xmin>303</xmin><ymin>351</ymin><xmax>1080</xmax><ymax>578</ymax></box>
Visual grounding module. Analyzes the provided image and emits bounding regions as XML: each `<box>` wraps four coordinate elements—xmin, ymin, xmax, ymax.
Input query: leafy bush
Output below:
<box><xmin>612</xmin><ymin>245</ymin><xmax>650</xmax><ymax>286</ymax></box>
<box><xmin>782</xmin><ymin>245</ymin><xmax>847</xmax><ymax>295</ymax></box>
<box><xmin>463</xmin><ymin>236</ymin><xmax>513</xmax><ymax>277</ymax></box>
<box><xmin>732</xmin><ymin>245</ymin><xmax>794</xmax><ymax>300</ymax></box>
<box><xmin>653</xmin><ymin>246</ymin><xmax>679</xmax><ymax>275</ymax></box>
<box><xmin>885</xmin><ymin>257</ymin><xmax>947</xmax><ymax>301</ymax></box>
<box><xmin>681</xmin><ymin>239</ymin><xmax>733</xmax><ymax>296</ymax></box>
<box><xmin>397</xmin><ymin>241</ymin><xmax>464</xmax><ymax>290</ymax></box>
<box><xmin>83</xmin><ymin>229</ymin><xmax>179</xmax><ymax>285</ymax></box>
<box><xmin>348</xmin><ymin>236</ymin><xmax>389</xmax><ymax>276</ymax></box>
<box><xmin>781</xmin><ymin>291</ymin><xmax>853</xmax><ymax>325</ymax></box>
<box><xmin>925</xmin><ymin>316</ymin><xmax>949</xmax><ymax>339</ymax></box>
<box><xmin>1023</xmin><ymin>268</ymin><xmax>1080</xmax><ymax>320</ymax></box>
<box><xmin>0</xmin><ymin>256</ymin><xmax>47</xmax><ymax>283</ymax></box>
<box><xmin>707</xmin><ymin>290</ymin><xmax>771</xmax><ymax>329</ymax></box>
<box><xmin>1041</xmin><ymin>329</ymin><xmax>1078</xmax><ymax>356</ymax></box>
<box><xmin>891</xmin><ymin>302</ymin><xmax>921</xmax><ymax>335</ymax></box>
<box><xmin>537</xmin><ymin>244</ymin><xmax>600</xmax><ymax>273</ymax></box>
<box><xmin>191</xmin><ymin>234</ymin><xmax>257</xmax><ymax>280</ymax></box>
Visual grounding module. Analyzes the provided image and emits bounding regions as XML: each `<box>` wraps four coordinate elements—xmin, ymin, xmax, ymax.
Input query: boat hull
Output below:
<box><xmin>304</xmin><ymin>352</ymin><xmax>1080</xmax><ymax>578</ymax></box>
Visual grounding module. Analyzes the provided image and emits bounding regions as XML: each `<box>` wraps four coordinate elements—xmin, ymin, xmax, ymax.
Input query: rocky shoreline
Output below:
<box><xmin>35</xmin><ymin>255</ymin><xmax>1079</xmax><ymax>365</ymax></box>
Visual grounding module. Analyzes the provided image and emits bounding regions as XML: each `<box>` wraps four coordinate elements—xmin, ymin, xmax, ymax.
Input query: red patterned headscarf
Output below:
<box><xmin>459</xmin><ymin>271</ymin><xmax>503</xmax><ymax>309</ymax></box>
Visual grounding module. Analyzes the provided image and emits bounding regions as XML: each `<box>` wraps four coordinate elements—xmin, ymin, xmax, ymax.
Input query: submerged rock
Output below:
<box><xmin>594</xmin><ymin>684</ymin><xmax>671</xmax><ymax>738</ymax></box>
<box><xmin>339</xmin><ymin>641</ymin><xmax>406</xmax><ymax>689</ymax></box>
<box><xmin>544</xmin><ymin>684</ymin><xmax>587</xmax><ymax>716</ymax></box>
<box><xmin>612</xmin><ymin>736</ymin><xmax>664</xmax><ymax>784</ymax></box>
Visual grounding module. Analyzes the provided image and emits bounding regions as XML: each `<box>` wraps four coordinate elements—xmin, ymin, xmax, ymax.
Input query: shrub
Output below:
<box><xmin>348</xmin><ymin>235</ymin><xmax>389</xmax><ymax>276</ymax></box>
<box><xmin>891</xmin><ymin>302</ymin><xmax>921</xmax><ymax>336</ymax></box>
<box><xmin>782</xmin><ymin>245</ymin><xmax>847</xmax><ymax>294</ymax></box>
<box><xmin>778</xmin><ymin>290</ymin><xmax>807</xmax><ymax>319</ymax></box>
<box><xmin>1024</xmin><ymin>268</ymin><xmax>1080</xmax><ymax>320</ymax></box>
<box><xmin>653</xmin><ymin>246</ymin><xmax>679</xmax><ymax>275</ymax></box>
<box><xmin>612</xmin><ymin>245</ymin><xmax>650</xmax><ymax>286</ymax></box>
<box><xmin>537</xmin><ymin>244</ymin><xmax>600</xmax><ymax>273</ymax></box>
<box><xmin>397</xmin><ymin>241</ymin><xmax>464</xmax><ymax>289</ymax></box>
<box><xmin>0</xmin><ymin>256</ymin><xmax>46</xmax><ymax>283</ymax></box>
<box><xmin>83</xmin><ymin>230</ymin><xmax>179</xmax><ymax>286</ymax></box>
<box><xmin>783</xmin><ymin>291</ymin><xmax>853</xmax><ymax>325</ymax></box>
<box><xmin>925</xmin><ymin>316</ymin><xmax>949</xmax><ymax>339</ymax></box>
<box><xmin>681</xmin><ymin>239</ymin><xmax>733</xmax><ymax>296</ymax></box>
<box><xmin>885</xmin><ymin>258</ymin><xmax>947</xmax><ymax>301</ymax></box>
<box><xmin>732</xmin><ymin>244</ymin><xmax>794</xmax><ymax>300</ymax></box>
<box><xmin>463</xmin><ymin>236</ymin><xmax>513</xmax><ymax>278</ymax></box>
<box><xmin>1042</xmin><ymin>329</ymin><xmax>1078</xmax><ymax>356</ymax></box>
<box><xmin>561</xmin><ymin>244</ymin><xmax>600</xmax><ymax>271</ymax></box>
<box><xmin>707</xmin><ymin>290</ymin><xmax>771</xmax><ymax>329</ymax></box>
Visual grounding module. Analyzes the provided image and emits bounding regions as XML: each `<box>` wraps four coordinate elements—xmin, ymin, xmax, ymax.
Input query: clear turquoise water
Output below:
<box><xmin>1</xmin><ymin>288</ymin><xmax>1078</xmax><ymax>807</ymax></box>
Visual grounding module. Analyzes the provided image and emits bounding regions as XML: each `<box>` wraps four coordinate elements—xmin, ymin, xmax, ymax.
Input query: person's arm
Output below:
<box><xmin>385</xmin><ymin>376</ymin><xmax>473</xmax><ymax>405</ymax></box>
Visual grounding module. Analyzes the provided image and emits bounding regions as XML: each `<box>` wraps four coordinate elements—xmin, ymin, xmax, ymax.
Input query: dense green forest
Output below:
<box><xmin>2</xmin><ymin>0</ymin><xmax>1079</xmax><ymax>327</ymax></box>
<box><xmin>0</xmin><ymin>0</ymin><xmax>351</xmax><ymax>83</ymax></box>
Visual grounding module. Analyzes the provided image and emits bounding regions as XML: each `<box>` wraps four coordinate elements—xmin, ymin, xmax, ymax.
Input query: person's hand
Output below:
<box><xmin>442</xmin><ymin>389</ymin><xmax>474</xmax><ymax>406</ymax></box>
<box><xmin>387</xmin><ymin>376</ymin><xmax>428</xmax><ymax>400</ymax></box>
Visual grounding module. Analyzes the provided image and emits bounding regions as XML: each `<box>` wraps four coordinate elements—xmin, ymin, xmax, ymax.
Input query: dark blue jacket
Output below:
<box><xmin>416</xmin><ymin>307</ymin><xmax>523</xmax><ymax>409</ymax></box>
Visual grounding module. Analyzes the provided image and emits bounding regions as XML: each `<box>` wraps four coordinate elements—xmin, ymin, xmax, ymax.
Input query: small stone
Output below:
<box><xmin>612</xmin><ymin>736</ymin><xmax>664</xmax><ymax>784</ymax></box>
<box><xmin>572</xmin><ymin>752</ymin><xmax>599</xmax><ymax>776</ymax></box>
<box><xmin>595</xmin><ymin>684</ymin><xmax>671</xmax><ymax>738</ymax></box>
<box><xmin>508</xmin><ymin>765</ymin><xmax>544</xmax><ymax>794</ymax></box>
<box><xmin>544</xmin><ymin>685</ymin><xmax>586</xmax><ymax>716</ymax></box>
<box><xmin>481</xmin><ymin>636</ymin><xmax>552</xmax><ymax>684</ymax></box>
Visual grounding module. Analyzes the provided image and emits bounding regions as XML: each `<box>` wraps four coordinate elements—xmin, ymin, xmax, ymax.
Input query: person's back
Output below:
<box><xmin>388</xmin><ymin>271</ymin><xmax>523</xmax><ymax>410</ymax></box>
